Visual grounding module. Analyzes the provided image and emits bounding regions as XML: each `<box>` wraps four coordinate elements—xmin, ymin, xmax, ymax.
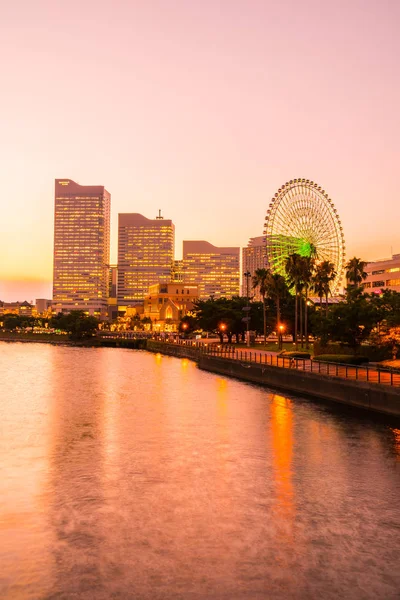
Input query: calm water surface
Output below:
<box><xmin>1</xmin><ymin>342</ymin><xmax>400</xmax><ymax>599</ymax></box>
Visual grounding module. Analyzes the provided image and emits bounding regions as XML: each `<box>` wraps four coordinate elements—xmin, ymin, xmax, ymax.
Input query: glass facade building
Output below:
<box><xmin>52</xmin><ymin>179</ymin><xmax>111</xmax><ymax>316</ymax></box>
<box><xmin>182</xmin><ymin>240</ymin><xmax>240</xmax><ymax>299</ymax></box>
<box><xmin>118</xmin><ymin>213</ymin><xmax>175</xmax><ymax>305</ymax></box>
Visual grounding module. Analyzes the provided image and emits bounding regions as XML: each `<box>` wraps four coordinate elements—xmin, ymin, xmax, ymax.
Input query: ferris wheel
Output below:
<box><xmin>264</xmin><ymin>178</ymin><xmax>345</xmax><ymax>293</ymax></box>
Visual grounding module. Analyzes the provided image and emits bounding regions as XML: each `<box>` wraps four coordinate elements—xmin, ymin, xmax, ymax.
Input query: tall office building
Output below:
<box><xmin>182</xmin><ymin>240</ymin><xmax>240</xmax><ymax>299</ymax></box>
<box><xmin>53</xmin><ymin>179</ymin><xmax>111</xmax><ymax>316</ymax></box>
<box><xmin>118</xmin><ymin>212</ymin><xmax>175</xmax><ymax>306</ymax></box>
<box><xmin>242</xmin><ymin>236</ymin><xmax>267</xmax><ymax>300</ymax></box>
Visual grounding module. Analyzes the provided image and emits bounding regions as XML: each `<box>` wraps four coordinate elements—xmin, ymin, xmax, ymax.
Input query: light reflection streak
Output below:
<box><xmin>270</xmin><ymin>394</ymin><xmax>294</xmax><ymax>533</ymax></box>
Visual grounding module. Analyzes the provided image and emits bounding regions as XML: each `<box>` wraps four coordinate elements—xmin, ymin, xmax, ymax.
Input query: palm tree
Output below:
<box><xmin>265</xmin><ymin>272</ymin><xmax>288</xmax><ymax>347</ymax></box>
<box><xmin>252</xmin><ymin>268</ymin><xmax>270</xmax><ymax>344</ymax></box>
<box><xmin>285</xmin><ymin>253</ymin><xmax>304</xmax><ymax>349</ymax></box>
<box><xmin>300</xmin><ymin>256</ymin><xmax>315</xmax><ymax>349</ymax></box>
<box><xmin>345</xmin><ymin>257</ymin><xmax>368</xmax><ymax>288</ymax></box>
<box><xmin>312</xmin><ymin>260</ymin><xmax>337</xmax><ymax>316</ymax></box>
<box><xmin>312</xmin><ymin>263</ymin><xmax>326</xmax><ymax>309</ymax></box>
<box><xmin>322</xmin><ymin>261</ymin><xmax>337</xmax><ymax>315</ymax></box>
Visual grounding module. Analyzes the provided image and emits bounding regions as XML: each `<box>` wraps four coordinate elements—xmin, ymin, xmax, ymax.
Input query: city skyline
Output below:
<box><xmin>1</xmin><ymin>173</ymin><xmax>399</xmax><ymax>303</ymax></box>
<box><xmin>1</xmin><ymin>0</ymin><xmax>400</xmax><ymax>301</ymax></box>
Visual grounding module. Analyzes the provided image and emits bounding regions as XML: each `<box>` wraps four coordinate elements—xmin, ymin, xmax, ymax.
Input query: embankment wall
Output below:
<box><xmin>197</xmin><ymin>355</ymin><xmax>400</xmax><ymax>417</ymax></box>
<box><xmin>146</xmin><ymin>340</ymin><xmax>200</xmax><ymax>360</ymax></box>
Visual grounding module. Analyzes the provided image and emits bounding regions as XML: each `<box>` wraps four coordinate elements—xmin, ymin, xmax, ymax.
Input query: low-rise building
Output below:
<box><xmin>143</xmin><ymin>282</ymin><xmax>199</xmax><ymax>332</ymax></box>
<box><xmin>0</xmin><ymin>301</ymin><xmax>35</xmax><ymax>317</ymax></box>
<box><xmin>364</xmin><ymin>254</ymin><xmax>400</xmax><ymax>294</ymax></box>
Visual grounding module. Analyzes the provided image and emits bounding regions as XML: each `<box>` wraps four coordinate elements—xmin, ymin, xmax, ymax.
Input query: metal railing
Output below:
<box><xmin>136</xmin><ymin>338</ymin><xmax>400</xmax><ymax>388</ymax></box>
<box><xmin>200</xmin><ymin>345</ymin><xmax>400</xmax><ymax>388</ymax></box>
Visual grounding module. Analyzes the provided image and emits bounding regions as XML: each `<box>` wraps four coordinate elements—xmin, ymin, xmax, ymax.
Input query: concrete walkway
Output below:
<box><xmin>202</xmin><ymin>346</ymin><xmax>400</xmax><ymax>388</ymax></box>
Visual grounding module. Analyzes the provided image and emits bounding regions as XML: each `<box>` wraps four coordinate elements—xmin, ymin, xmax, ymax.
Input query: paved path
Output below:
<box><xmin>205</xmin><ymin>347</ymin><xmax>400</xmax><ymax>388</ymax></box>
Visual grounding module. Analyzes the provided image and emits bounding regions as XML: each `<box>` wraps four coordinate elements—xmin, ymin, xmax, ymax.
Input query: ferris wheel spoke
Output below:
<box><xmin>266</xmin><ymin>180</ymin><xmax>345</xmax><ymax>289</ymax></box>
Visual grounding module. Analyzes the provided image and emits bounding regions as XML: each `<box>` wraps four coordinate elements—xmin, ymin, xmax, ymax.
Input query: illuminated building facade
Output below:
<box><xmin>182</xmin><ymin>241</ymin><xmax>240</xmax><ymax>299</ymax></box>
<box><xmin>0</xmin><ymin>301</ymin><xmax>34</xmax><ymax>317</ymax></box>
<box><xmin>363</xmin><ymin>254</ymin><xmax>400</xmax><ymax>294</ymax></box>
<box><xmin>171</xmin><ymin>259</ymin><xmax>183</xmax><ymax>283</ymax></box>
<box><xmin>109</xmin><ymin>265</ymin><xmax>118</xmax><ymax>298</ymax></box>
<box><xmin>35</xmin><ymin>299</ymin><xmax>53</xmax><ymax>316</ymax></box>
<box><xmin>118</xmin><ymin>213</ymin><xmax>175</xmax><ymax>306</ymax></box>
<box><xmin>143</xmin><ymin>282</ymin><xmax>199</xmax><ymax>331</ymax></box>
<box><xmin>107</xmin><ymin>265</ymin><xmax>118</xmax><ymax>320</ymax></box>
<box><xmin>242</xmin><ymin>236</ymin><xmax>267</xmax><ymax>301</ymax></box>
<box><xmin>53</xmin><ymin>179</ymin><xmax>111</xmax><ymax>316</ymax></box>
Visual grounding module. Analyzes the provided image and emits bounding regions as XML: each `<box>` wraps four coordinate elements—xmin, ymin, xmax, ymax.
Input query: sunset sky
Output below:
<box><xmin>1</xmin><ymin>0</ymin><xmax>399</xmax><ymax>302</ymax></box>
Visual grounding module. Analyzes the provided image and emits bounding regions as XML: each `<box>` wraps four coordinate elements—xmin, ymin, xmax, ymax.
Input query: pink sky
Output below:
<box><xmin>1</xmin><ymin>0</ymin><xmax>399</xmax><ymax>302</ymax></box>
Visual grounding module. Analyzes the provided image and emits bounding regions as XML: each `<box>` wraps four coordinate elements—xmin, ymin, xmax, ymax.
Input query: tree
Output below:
<box><xmin>50</xmin><ymin>311</ymin><xmax>99</xmax><ymax>340</ymax></box>
<box><xmin>179</xmin><ymin>315</ymin><xmax>196</xmax><ymax>336</ymax></box>
<box><xmin>345</xmin><ymin>257</ymin><xmax>368</xmax><ymax>288</ymax></box>
<box><xmin>252</xmin><ymin>268</ymin><xmax>270</xmax><ymax>344</ymax></box>
<box><xmin>193</xmin><ymin>297</ymin><xmax>249</xmax><ymax>343</ymax></box>
<box><xmin>320</xmin><ymin>288</ymin><xmax>379</xmax><ymax>351</ymax></box>
<box><xmin>3</xmin><ymin>314</ymin><xmax>22</xmax><ymax>330</ymax></box>
<box><xmin>285</xmin><ymin>253</ymin><xmax>304</xmax><ymax>349</ymax></box>
<box><xmin>370</xmin><ymin>289</ymin><xmax>400</xmax><ymax>330</ymax></box>
<box><xmin>312</xmin><ymin>260</ymin><xmax>337</xmax><ymax>316</ymax></box>
<box><xmin>265</xmin><ymin>272</ymin><xmax>289</xmax><ymax>346</ymax></box>
<box><xmin>299</xmin><ymin>256</ymin><xmax>315</xmax><ymax>348</ymax></box>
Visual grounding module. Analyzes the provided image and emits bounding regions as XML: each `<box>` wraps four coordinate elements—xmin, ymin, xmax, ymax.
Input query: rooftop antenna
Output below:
<box><xmin>156</xmin><ymin>209</ymin><xmax>164</xmax><ymax>220</ymax></box>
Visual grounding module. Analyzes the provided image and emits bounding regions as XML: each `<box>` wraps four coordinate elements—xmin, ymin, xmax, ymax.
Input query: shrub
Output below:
<box><xmin>280</xmin><ymin>351</ymin><xmax>311</xmax><ymax>359</ymax></box>
<box><xmin>313</xmin><ymin>354</ymin><xmax>369</xmax><ymax>365</ymax></box>
<box><xmin>313</xmin><ymin>341</ymin><xmax>390</xmax><ymax>361</ymax></box>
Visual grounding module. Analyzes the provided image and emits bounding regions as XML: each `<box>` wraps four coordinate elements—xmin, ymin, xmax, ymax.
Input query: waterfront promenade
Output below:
<box><xmin>147</xmin><ymin>339</ymin><xmax>400</xmax><ymax>417</ymax></box>
<box><xmin>153</xmin><ymin>338</ymin><xmax>400</xmax><ymax>389</ymax></box>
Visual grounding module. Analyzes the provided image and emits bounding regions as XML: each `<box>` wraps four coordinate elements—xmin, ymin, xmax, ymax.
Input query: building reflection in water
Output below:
<box><xmin>0</xmin><ymin>343</ymin><xmax>55</xmax><ymax>600</ymax></box>
<box><xmin>2</xmin><ymin>344</ymin><xmax>400</xmax><ymax>599</ymax></box>
<box><xmin>46</xmin><ymin>347</ymin><xmax>106</xmax><ymax>598</ymax></box>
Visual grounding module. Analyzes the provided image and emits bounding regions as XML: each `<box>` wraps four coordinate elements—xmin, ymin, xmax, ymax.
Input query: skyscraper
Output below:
<box><xmin>117</xmin><ymin>212</ymin><xmax>175</xmax><ymax>306</ymax></box>
<box><xmin>182</xmin><ymin>240</ymin><xmax>240</xmax><ymax>299</ymax></box>
<box><xmin>242</xmin><ymin>236</ymin><xmax>267</xmax><ymax>300</ymax></box>
<box><xmin>53</xmin><ymin>179</ymin><xmax>110</xmax><ymax>316</ymax></box>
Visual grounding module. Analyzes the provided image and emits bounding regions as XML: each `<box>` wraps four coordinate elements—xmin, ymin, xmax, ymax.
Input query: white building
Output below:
<box><xmin>364</xmin><ymin>254</ymin><xmax>400</xmax><ymax>294</ymax></box>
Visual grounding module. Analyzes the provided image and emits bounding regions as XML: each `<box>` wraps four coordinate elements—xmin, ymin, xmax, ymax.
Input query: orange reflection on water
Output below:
<box><xmin>270</xmin><ymin>394</ymin><xmax>294</xmax><ymax>521</ymax></box>
<box><xmin>392</xmin><ymin>428</ymin><xmax>400</xmax><ymax>461</ymax></box>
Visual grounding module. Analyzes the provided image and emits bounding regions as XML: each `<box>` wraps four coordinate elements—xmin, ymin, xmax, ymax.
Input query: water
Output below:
<box><xmin>1</xmin><ymin>342</ymin><xmax>400</xmax><ymax>600</ymax></box>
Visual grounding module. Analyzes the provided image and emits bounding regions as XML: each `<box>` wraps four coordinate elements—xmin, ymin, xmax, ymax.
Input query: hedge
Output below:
<box><xmin>312</xmin><ymin>354</ymin><xmax>369</xmax><ymax>365</ymax></box>
<box><xmin>280</xmin><ymin>351</ymin><xmax>311</xmax><ymax>359</ymax></box>
<box><xmin>313</xmin><ymin>341</ymin><xmax>391</xmax><ymax>361</ymax></box>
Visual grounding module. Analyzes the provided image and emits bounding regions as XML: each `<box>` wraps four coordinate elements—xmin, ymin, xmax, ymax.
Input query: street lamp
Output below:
<box><xmin>243</xmin><ymin>271</ymin><xmax>251</xmax><ymax>347</ymax></box>
<box><xmin>219</xmin><ymin>322</ymin><xmax>226</xmax><ymax>342</ymax></box>
<box><xmin>278</xmin><ymin>324</ymin><xmax>285</xmax><ymax>350</ymax></box>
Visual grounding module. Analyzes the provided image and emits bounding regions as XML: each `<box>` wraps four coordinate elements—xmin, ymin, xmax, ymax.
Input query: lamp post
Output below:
<box><xmin>243</xmin><ymin>271</ymin><xmax>251</xmax><ymax>347</ymax></box>
<box><xmin>278</xmin><ymin>324</ymin><xmax>285</xmax><ymax>351</ymax></box>
<box><xmin>219</xmin><ymin>322</ymin><xmax>226</xmax><ymax>343</ymax></box>
<box><xmin>181</xmin><ymin>322</ymin><xmax>188</xmax><ymax>338</ymax></box>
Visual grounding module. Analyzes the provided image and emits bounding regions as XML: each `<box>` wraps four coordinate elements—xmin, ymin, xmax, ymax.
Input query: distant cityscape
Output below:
<box><xmin>1</xmin><ymin>177</ymin><xmax>399</xmax><ymax>332</ymax></box>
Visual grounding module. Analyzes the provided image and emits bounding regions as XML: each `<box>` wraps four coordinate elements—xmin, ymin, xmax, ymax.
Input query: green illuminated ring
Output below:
<box><xmin>264</xmin><ymin>179</ymin><xmax>345</xmax><ymax>293</ymax></box>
